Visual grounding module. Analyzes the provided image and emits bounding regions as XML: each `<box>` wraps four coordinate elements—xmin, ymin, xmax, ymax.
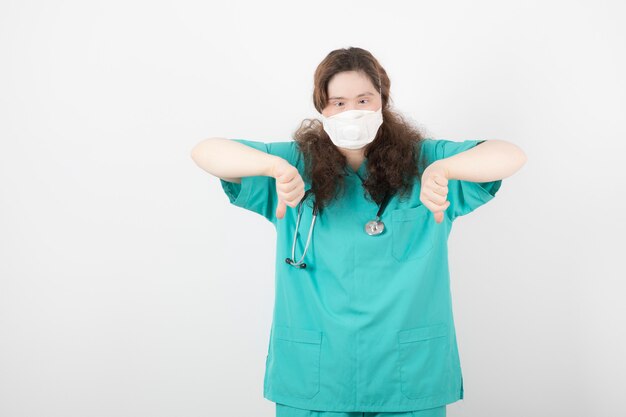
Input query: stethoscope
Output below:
<box><xmin>285</xmin><ymin>187</ymin><xmax>392</xmax><ymax>269</ymax></box>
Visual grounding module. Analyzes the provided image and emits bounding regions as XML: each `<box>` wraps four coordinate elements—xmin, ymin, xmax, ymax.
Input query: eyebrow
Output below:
<box><xmin>328</xmin><ymin>92</ymin><xmax>374</xmax><ymax>100</ymax></box>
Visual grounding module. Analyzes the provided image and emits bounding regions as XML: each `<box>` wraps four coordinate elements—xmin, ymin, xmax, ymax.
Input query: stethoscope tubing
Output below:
<box><xmin>285</xmin><ymin>187</ymin><xmax>391</xmax><ymax>269</ymax></box>
<box><xmin>286</xmin><ymin>189</ymin><xmax>317</xmax><ymax>269</ymax></box>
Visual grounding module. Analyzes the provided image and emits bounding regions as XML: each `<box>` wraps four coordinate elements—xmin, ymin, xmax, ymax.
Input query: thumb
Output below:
<box><xmin>434</xmin><ymin>201</ymin><xmax>451</xmax><ymax>223</ymax></box>
<box><xmin>276</xmin><ymin>199</ymin><xmax>286</xmax><ymax>220</ymax></box>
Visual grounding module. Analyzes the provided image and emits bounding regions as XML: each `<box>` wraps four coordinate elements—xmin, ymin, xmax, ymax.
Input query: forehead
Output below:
<box><xmin>327</xmin><ymin>71</ymin><xmax>376</xmax><ymax>98</ymax></box>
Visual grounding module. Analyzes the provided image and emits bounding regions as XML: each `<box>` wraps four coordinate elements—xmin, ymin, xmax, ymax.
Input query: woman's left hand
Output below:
<box><xmin>420</xmin><ymin>161</ymin><xmax>451</xmax><ymax>224</ymax></box>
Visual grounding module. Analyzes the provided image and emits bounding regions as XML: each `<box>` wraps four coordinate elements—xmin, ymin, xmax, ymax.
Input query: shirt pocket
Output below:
<box><xmin>390</xmin><ymin>205</ymin><xmax>435</xmax><ymax>262</ymax></box>
<box><xmin>397</xmin><ymin>323</ymin><xmax>451</xmax><ymax>399</ymax></box>
<box><xmin>271</xmin><ymin>325</ymin><xmax>322</xmax><ymax>399</ymax></box>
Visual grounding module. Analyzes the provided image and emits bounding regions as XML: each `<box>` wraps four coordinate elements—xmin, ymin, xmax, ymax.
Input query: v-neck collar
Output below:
<box><xmin>346</xmin><ymin>158</ymin><xmax>367</xmax><ymax>178</ymax></box>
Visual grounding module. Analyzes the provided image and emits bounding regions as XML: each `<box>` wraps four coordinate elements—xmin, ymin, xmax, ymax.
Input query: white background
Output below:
<box><xmin>1</xmin><ymin>1</ymin><xmax>624</xmax><ymax>416</ymax></box>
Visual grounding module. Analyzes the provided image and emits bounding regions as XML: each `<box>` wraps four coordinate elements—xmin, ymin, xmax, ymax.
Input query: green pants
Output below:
<box><xmin>276</xmin><ymin>403</ymin><xmax>446</xmax><ymax>417</ymax></box>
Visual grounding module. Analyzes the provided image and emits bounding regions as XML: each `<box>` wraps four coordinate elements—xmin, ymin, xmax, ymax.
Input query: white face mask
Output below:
<box><xmin>321</xmin><ymin>107</ymin><xmax>383</xmax><ymax>150</ymax></box>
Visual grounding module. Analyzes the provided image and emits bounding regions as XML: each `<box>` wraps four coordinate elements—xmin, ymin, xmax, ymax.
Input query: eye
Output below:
<box><xmin>359</xmin><ymin>99</ymin><xmax>369</xmax><ymax>104</ymax></box>
<box><xmin>334</xmin><ymin>102</ymin><xmax>344</xmax><ymax>107</ymax></box>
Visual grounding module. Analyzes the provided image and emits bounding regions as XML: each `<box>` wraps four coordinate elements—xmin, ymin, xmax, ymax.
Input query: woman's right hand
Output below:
<box><xmin>269</xmin><ymin>158</ymin><xmax>305</xmax><ymax>220</ymax></box>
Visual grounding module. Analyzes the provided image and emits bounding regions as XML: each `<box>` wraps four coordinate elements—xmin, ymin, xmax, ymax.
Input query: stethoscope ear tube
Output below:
<box><xmin>287</xmin><ymin>189</ymin><xmax>316</xmax><ymax>269</ymax></box>
<box><xmin>285</xmin><ymin>257</ymin><xmax>307</xmax><ymax>268</ymax></box>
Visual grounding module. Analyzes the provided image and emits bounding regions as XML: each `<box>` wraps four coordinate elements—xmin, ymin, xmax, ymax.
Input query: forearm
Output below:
<box><xmin>434</xmin><ymin>139</ymin><xmax>527</xmax><ymax>182</ymax></box>
<box><xmin>190</xmin><ymin>137</ymin><xmax>281</xmax><ymax>178</ymax></box>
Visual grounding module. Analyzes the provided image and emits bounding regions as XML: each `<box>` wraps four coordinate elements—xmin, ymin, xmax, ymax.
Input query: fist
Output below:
<box><xmin>269</xmin><ymin>158</ymin><xmax>305</xmax><ymax>220</ymax></box>
<box><xmin>419</xmin><ymin>162</ymin><xmax>451</xmax><ymax>224</ymax></box>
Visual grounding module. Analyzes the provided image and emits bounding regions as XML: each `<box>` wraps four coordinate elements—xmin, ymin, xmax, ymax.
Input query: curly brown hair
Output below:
<box><xmin>293</xmin><ymin>47</ymin><xmax>428</xmax><ymax>213</ymax></box>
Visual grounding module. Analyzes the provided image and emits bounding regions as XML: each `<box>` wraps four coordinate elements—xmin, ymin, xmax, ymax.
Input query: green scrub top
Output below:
<box><xmin>219</xmin><ymin>138</ymin><xmax>502</xmax><ymax>413</ymax></box>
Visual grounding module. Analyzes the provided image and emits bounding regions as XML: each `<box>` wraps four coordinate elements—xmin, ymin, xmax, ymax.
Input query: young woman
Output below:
<box><xmin>191</xmin><ymin>47</ymin><xmax>527</xmax><ymax>417</ymax></box>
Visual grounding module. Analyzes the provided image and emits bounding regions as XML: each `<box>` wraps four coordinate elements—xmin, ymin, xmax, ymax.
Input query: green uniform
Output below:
<box><xmin>219</xmin><ymin>138</ymin><xmax>502</xmax><ymax>412</ymax></box>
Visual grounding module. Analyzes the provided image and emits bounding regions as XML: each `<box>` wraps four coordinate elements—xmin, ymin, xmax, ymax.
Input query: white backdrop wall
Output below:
<box><xmin>1</xmin><ymin>1</ymin><xmax>624</xmax><ymax>416</ymax></box>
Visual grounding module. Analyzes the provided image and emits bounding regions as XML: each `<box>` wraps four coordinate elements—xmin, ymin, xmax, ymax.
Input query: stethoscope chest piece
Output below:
<box><xmin>365</xmin><ymin>218</ymin><xmax>385</xmax><ymax>236</ymax></box>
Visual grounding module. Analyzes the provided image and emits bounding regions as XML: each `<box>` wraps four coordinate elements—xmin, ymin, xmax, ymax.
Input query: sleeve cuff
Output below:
<box><xmin>219</xmin><ymin>176</ymin><xmax>254</xmax><ymax>209</ymax></box>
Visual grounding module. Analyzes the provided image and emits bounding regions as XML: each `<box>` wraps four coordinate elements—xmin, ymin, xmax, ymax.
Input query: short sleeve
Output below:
<box><xmin>419</xmin><ymin>138</ymin><xmax>502</xmax><ymax>221</ymax></box>
<box><xmin>219</xmin><ymin>139</ymin><xmax>301</xmax><ymax>226</ymax></box>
